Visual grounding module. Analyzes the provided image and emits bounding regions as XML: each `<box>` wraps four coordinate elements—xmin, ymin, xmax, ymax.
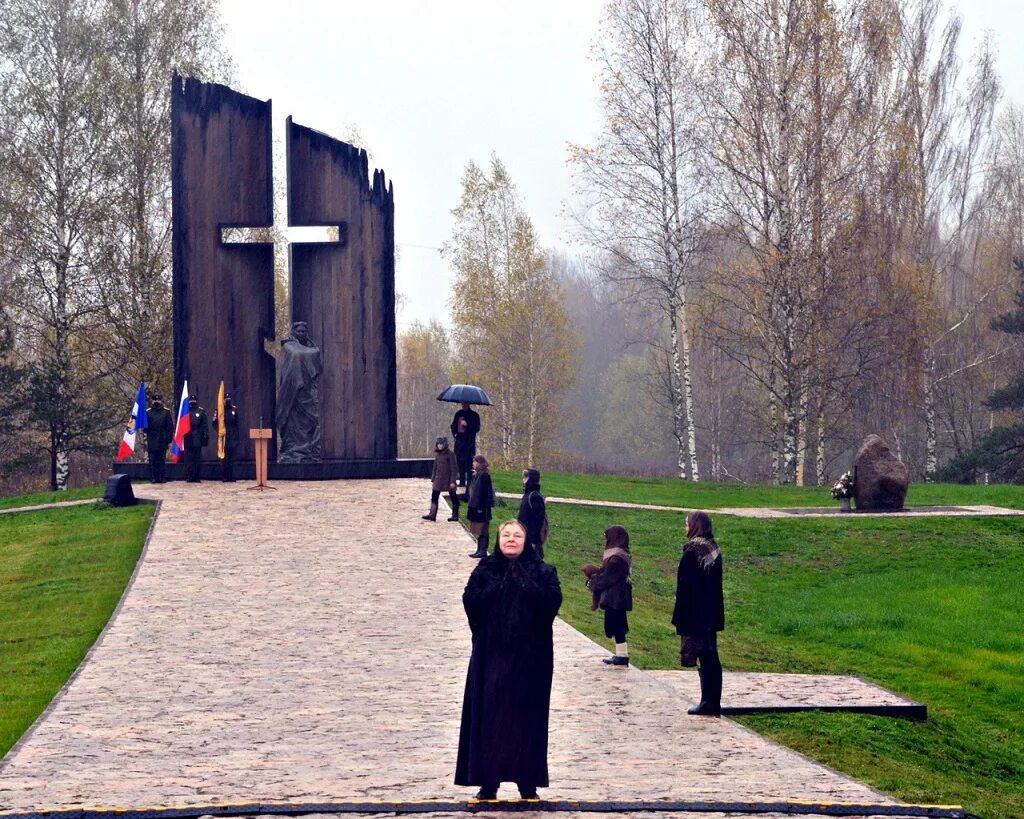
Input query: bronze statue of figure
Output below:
<box><xmin>276</xmin><ymin>320</ymin><xmax>323</xmax><ymax>463</ymax></box>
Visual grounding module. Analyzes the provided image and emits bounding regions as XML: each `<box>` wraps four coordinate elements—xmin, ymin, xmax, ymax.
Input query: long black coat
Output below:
<box><xmin>451</xmin><ymin>408</ymin><xmax>481</xmax><ymax>454</ymax></box>
<box><xmin>184</xmin><ymin>407</ymin><xmax>209</xmax><ymax>452</ymax></box>
<box><xmin>517</xmin><ymin>470</ymin><xmax>546</xmax><ymax>550</ymax></box>
<box><xmin>455</xmin><ymin>549</ymin><xmax>562</xmax><ymax>788</ymax></box>
<box><xmin>466</xmin><ymin>471</ymin><xmax>495</xmax><ymax>523</ymax></box>
<box><xmin>671</xmin><ymin>537</ymin><xmax>724</xmax><ymax>636</ymax></box>
<box><xmin>145</xmin><ymin>405</ymin><xmax>173</xmax><ymax>453</ymax></box>
<box><xmin>223</xmin><ymin>405</ymin><xmax>240</xmax><ymax>450</ymax></box>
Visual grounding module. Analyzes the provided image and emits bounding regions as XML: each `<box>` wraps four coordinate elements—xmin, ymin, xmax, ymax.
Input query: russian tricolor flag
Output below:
<box><xmin>117</xmin><ymin>382</ymin><xmax>148</xmax><ymax>461</ymax></box>
<box><xmin>170</xmin><ymin>380</ymin><xmax>191</xmax><ymax>463</ymax></box>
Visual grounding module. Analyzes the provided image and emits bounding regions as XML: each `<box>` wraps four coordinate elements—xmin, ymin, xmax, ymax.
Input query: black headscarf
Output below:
<box><xmin>523</xmin><ymin>468</ymin><xmax>541</xmax><ymax>493</ymax></box>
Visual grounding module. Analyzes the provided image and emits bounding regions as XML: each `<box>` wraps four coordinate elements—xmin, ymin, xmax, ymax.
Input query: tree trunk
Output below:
<box><xmin>669</xmin><ymin>307</ymin><xmax>689</xmax><ymax>479</ymax></box>
<box><xmin>678</xmin><ymin>294</ymin><xmax>700</xmax><ymax>481</ymax></box>
<box><xmin>924</xmin><ymin>347</ymin><xmax>938</xmax><ymax>478</ymax></box>
<box><xmin>527</xmin><ymin>327</ymin><xmax>537</xmax><ymax>466</ymax></box>
<box><xmin>816</xmin><ymin>405</ymin><xmax>826</xmax><ymax>486</ymax></box>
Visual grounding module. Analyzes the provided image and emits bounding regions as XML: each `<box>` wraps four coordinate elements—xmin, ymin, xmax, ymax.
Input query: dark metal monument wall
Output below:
<box><xmin>171</xmin><ymin>73</ymin><xmax>276</xmax><ymax>462</ymax></box>
<box><xmin>170</xmin><ymin>73</ymin><xmax>398</xmax><ymax>466</ymax></box>
<box><xmin>287</xmin><ymin>118</ymin><xmax>398</xmax><ymax>460</ymax></box>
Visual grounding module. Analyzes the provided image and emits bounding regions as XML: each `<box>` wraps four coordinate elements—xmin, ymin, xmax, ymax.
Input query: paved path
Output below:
<box><xmin>650</xmin><ymin>672</ymin><xmax>925</xmax><ymax>718</ymax></box>
<box><xmin>495</xmin><ymin>492</ymin><xmax>1024</xmax><ymax>518</ymax></box>
<box><xmin>0</xmin><ymin>480</ymin><xmax>923</xmax><ymax>815</ymax></box>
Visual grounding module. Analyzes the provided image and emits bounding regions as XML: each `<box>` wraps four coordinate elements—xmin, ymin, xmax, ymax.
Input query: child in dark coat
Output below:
<box><xmin>582</xmin><ymin>525</ymin><xmax>633</xmax><ymax>667</ymax></box>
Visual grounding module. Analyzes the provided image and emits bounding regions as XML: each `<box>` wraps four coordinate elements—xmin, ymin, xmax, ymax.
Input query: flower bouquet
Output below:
<box><xmin>830</xmin><ymin>471</ymin><xmax>854</xmax><ymax>510</ymax></box>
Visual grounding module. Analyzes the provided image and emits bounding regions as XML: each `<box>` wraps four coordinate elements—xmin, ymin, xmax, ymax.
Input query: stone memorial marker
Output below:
<box><xmin>853</xmin><ymin>434</ymin><xmax>909</xmax><ymax>511</ymax></box>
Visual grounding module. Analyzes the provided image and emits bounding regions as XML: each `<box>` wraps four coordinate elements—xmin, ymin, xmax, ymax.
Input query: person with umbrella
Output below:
<box><xmin>451</xmin><ymin>402</ymin><xmax>481</xmax><ymax>487</ymax></box>
<box><xmin>438</xmin><ymin>384</ymin><xmax>490</xmax><ymax>488</ymax></box>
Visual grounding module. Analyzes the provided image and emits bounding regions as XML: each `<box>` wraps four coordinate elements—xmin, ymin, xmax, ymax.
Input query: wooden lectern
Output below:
<box><xmin>248</xmin><ymin>428</ymin><xmax>275</xmax><ymax>490</ymax></box>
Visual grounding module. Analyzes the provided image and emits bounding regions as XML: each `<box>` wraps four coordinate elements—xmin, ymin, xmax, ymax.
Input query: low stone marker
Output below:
<box><xmin>854</xmin><ymin>434</ymin><xmax>909</xmax><ymax>511</ymax></box>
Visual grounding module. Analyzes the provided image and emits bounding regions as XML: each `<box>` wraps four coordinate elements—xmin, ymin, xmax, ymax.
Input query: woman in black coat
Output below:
<box><xmin>516</xmin><ymin>468</ymin><xmax>547</xmax><ymax>557</ymax></box>
<box><xmin>671</xmin><ymin>510</ymin><xmax>724</xmax><ymax>716</ymax></box>
<box><xmin>455</xmin><ymin>519</ymin><xmax>562</xmax><ymax>800</ymax></box>
<box><xmin>466</xmin><ymin>454</ymin><xmax>496</xmax><ymax>558</ymax></box>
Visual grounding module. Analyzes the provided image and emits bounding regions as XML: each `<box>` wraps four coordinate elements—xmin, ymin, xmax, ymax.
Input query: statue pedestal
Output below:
<box><xmin>249</xmin><ymin>428</ymin><xmax>275</xmax><ymax>490</ymax></box>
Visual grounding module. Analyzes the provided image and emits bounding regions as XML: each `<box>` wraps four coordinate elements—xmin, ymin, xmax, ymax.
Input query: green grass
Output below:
<box><xmin>540</xmin><ymin>501</ymin><xmax>1024</xmax><ymax>819</ymax></box>
<box><xmin>0</xmin><ymin>501</ymin><xmax>153</xmax><ymax>756</ymax></box>
<box><xmin>492</xmin><ymin>468</ymin><xmax>1024</xmax><ymax>510</ymax></box>
<box><xmin>0</xmin><ymin>485</ymin><xmax>104</xmax><ymax>511</ymax></box>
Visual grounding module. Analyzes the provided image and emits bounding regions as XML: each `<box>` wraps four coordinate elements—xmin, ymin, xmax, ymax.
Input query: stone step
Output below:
<box><xmin>650</xmin><ymin>671</ymin><xmax>927</xmax><ymax>720</ymax></box>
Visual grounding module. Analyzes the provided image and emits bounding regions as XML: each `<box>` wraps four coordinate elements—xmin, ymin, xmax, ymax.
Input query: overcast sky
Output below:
<box><xmin>219</xmin><ymin>0</ymin><xmax>1024</xmax><ymax>331</ymax></box>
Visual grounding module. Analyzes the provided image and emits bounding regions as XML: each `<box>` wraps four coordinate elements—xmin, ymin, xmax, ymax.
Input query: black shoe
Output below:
<box><xmin>687</xmin><ymin>701</ymin><xmax>721</xmax><ymax>716</ymax></box>
<box><xmin>469</xmin><ymin>550</ymin><xmax>487</xmax><ymax>558</ymax></box>
<box><xmin>603</xmin><ymin>656</ymin><xmax>629</xmax><ymax>666</ymax></box>
<box><xmin>448</xmin><ymin>515</ymin><xmax>459</xmax><ymax>521</ymax></box>
<box><xmin>473</xmin><ymin>788</ymin><xmax>498</xmax><ymax>800</ymax></box>
<box><xmin>422</xmin><ymin>514</ymin><xmax>435</xmax><ymax>521</ymax></box>
<box><xmin>518</xmin><ymin>786</ymin><xmax>539</xmax><ymax>800</ymax></box>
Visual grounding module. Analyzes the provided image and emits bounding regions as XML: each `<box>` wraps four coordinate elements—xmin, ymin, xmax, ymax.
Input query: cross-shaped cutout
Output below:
<box><xmin>220</xmin><ymin>119</ymin><xmax>347</xmax><ymax>288</ymax></box>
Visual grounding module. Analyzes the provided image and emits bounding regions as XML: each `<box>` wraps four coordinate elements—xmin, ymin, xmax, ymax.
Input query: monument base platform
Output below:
<box><xmin>111</xmin><ymin>458</ymin><xmax>433</xmax><ymax>482</ymax></box>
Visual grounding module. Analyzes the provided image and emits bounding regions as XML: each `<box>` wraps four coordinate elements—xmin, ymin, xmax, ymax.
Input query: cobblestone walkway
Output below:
<box><xmin>0</xmin><ymin>480</ymin><xmax>919</xmax><ymax>815</ymax></box>
<box><xmin>650</xmin><ymin>672</ymin><xmax>926</xmax><ymax>718</ymax></box>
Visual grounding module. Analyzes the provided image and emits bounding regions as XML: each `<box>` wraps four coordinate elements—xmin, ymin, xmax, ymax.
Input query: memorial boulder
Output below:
<box><xmin>853</xmin><ymin>435</ymin><xmax>909</xmax><ymax>511</ymax></box>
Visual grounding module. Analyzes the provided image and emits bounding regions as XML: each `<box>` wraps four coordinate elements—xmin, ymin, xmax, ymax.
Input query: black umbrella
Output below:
<box><xmin>437</xmin><ymin>384</ymin><xmax>493</xmax><ymax>406</ymax></box>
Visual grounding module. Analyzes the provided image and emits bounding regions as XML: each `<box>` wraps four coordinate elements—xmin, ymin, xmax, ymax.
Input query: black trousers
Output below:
<box><xmin>696</xmin><ymin>633</ymin><xmax>722</xmax><ymax>706</ymax></box>
<box><xmin>603</xmin><ymin>609</ymin><xmax>629</xmax><ymax>643</ymax></box>
<box><xmin>430</xmin><ymin>488</ymin><xmax>459</xmax><ymax>515</ymax></box>
<box><xmin>222</xmin><ymin>449</ymin><xmax>236</xmax><ymax>482</ymax></box>
<box><xmin>454</xmin><ymin>444</ymin><xmax>475</xmax><ymax>486</ymax></box>
<box><xmin>148</xmin><ymin>449</ymin><xmax>166</xmax><ymax>483</ymax></box>
<box><xmin>186</xmin><ymin>448</ymin><xmax>202</xmax><ymax>482</ymax></box>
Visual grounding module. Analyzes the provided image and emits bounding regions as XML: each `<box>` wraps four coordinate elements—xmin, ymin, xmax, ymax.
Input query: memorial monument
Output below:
<box><xmin>111</xmin><ymin>73</ymin><xmax>428</xmax><ymax>479</ymax></box>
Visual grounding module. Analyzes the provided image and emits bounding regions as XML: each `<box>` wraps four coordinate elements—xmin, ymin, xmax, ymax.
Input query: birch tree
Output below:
<box><xmin>96</xmin><ymin>0</ymin><xmax>232</xmax><ymax>398</ymax></box>
<box><xmin>696</xmin><ymin>0</ymin><xmax>903</xmax><ymax>483</ymax></box>
<box><xmin>888</xmin><ymin>0</ymin><xmax>1001</xmax><ymax>474</ymax></box>
<box><xmin>0</xmin><ymin>0</ymin><xmax>231</xmax><ymax>489</ymax></box>
<box><xmin>572</xmin><ymin>0</ymin><xmax>704</xmax><ymax>480</ymax></box>
<box><xmin>397</xmin><ymin>319</ymin><xmax>453</xmax><ymax>457</ymax></box>
<box><xmin>0</xmin><ymin>0</ymin><xmax>117</xmax><ymax>489</ymax></box>
<box><xmin>445</xmin><ymin>156</ymin><xmax>580</xmax><ymax>467</ymax></box>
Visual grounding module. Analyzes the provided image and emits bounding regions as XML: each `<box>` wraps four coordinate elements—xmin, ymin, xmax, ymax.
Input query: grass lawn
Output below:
<box><xmin>539</xmin><ymin>499</ymin><xmax>1024</xmax><ymax>819</ymax></box>
<box><xmin>491</xmin><ymin>469</ymin><xmax>1024</xmax><ymax>510</ymax></box>
<box><xmin>0</xmin><ymin>501</ymin><xmax>153</xmax><ymax>756</ymax></box>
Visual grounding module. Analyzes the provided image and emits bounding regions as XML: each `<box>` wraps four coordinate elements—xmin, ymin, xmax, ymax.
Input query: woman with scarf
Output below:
<box><xmin>466</xmin><ymin>454</ymin><xmax>496</xmax><ymax>558</ymax></box>
<box><xmin>672</xmin><ymin>511</ymin><xmax>724</xmax><ymax>716</ymax></box>
<box><xmin>517</xmin><ymin>468</ymin><xmax>547</xmax><ymax>557</ymax></box>
<box><xmin>455</xmin><ymin>519</ymin><xmax>562</xmax><ymax>801</ymax></box>
<box><xmin>582</xmin><ymin>525</ymin><xmax>633</xmax><ymax>667</ymax></box>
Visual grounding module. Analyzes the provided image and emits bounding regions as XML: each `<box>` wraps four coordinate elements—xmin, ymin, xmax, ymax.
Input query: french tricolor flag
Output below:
<box><xmin>170</xmin><ymin>380</ymin><xmax>191</xmax><ymax>463</ymax></box>
<box><xmin>117</xmin><ymin>382</ymin><xmax>148</xmax><ymax>461</ymax></box>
